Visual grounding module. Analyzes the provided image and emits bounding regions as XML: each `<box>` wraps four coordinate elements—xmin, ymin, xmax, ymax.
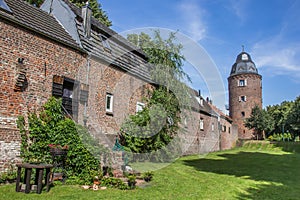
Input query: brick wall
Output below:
<box><xmin>228</xmin><ymin>73</ymin><xmax>262</xmax><ymax>139</ymax></box>
<box><xmin>0</xmin><ymin>18</ymin><xmax>86</xmax><ymax>172</ymax></box>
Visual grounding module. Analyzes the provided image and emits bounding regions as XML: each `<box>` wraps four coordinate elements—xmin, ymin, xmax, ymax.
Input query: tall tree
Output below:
<box><xmin>287</xmin><ymin>96</ymin><xmax>300</xmax><ymax>134</ymax></box>
<box><xmin>25</xmin><ymin>0</ymin><xmax>112</xmax><ymax>27</ymax></box>
<box><xmin>245</xmin><ymin>105</ymin><xmax>274</xmax><ymax>139</ymax></box>
<box><xmin>120</xmin><ymin>31</ymin><xmax>191</xmax><ymax>161</ymax></box>
<box><xmin>266</xmin><ymin>101</ymin><xmax>293</xmax><ymax>135</ymax></box>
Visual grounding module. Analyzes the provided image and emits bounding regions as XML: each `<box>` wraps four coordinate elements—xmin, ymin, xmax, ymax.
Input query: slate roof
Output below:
<box><xmin>230</xmin><ymin>51</ymin><xmax>259</xmax><ymax>76</ymax></box>
<box><xmin>59</xmin><ymin>0</ymin><xmax>152</xmax><ymax>82</ymax></box>
<box><xmin>0</xmin><ymin>0</ymin><xmax>82</xmax><ymax>51</ymax></box>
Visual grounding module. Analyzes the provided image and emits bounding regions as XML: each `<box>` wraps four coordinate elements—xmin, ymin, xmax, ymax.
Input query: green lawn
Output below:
<box><xmin>1</xmin><ymin>141</ymin><xmax>300</xmax><ymax>200</ymax></box>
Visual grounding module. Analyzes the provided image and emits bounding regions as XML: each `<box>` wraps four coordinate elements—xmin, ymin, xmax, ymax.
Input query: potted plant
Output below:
<box><xmin>127</xmin><ymin>175</ymin><xmax>136</xmax><ymax>189</ymax></box>
<box><xmin>48</xmin><ymin>144</ymin><xmax>69</xmax><ymax>156</ymax></box>
<box><xmin>142</xmin><ymin>171</ymin><xmax>153</xmax><ymax>182</ymax></box>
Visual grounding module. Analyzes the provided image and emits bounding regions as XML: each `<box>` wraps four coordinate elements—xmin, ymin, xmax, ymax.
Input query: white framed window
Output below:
<box><xmin>105</xmin><ymin>93</ymin><xmax>113</xmax><ymax>113</ymax></box>
<box><xmin>200</xmin><ymin>98</ymin><xmax>204</xmax><ymax>106</ymax></box>
<box><xmin>238</xmin><ymin>79</ymin><xmax>247</xmax><ymax>87</ymax></box>
<box><xmin>136</xmin><ymin>102</ymin><xmax>145</xmax><ymax>113</ymax></box>
<box><xmin>239</xmin><ymin>96</ymin><xmax>247</xmax><ymax>102</ymax></box>
<box><xmin>200</xmin><ymin>118</ymin><xmax>204</xmax><ymax>130</ymax></box>
<box><xmin>222</xmin><ymin>125</ymin><xmax>226</xmax><ymax>132</ymax></box>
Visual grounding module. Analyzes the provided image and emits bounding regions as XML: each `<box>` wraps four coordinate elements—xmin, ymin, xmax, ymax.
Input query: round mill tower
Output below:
<box><xmin>228</xmin><ymin>51</ymin><xmax>262</xmax><ymax>139</ymax></box>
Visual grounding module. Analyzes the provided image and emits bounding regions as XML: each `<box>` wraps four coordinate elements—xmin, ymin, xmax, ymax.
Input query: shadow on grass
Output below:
<box><xmin>183</xmin><ymin>150</ymin><xmax>300</xmax><ymax>199</ymax></box>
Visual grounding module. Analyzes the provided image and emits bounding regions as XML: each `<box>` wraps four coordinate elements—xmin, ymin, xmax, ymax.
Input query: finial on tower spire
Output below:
<box><xmin>242</xmin><ymin>45</ymin><xmax>245</xmax><ymax>52</ymax></box>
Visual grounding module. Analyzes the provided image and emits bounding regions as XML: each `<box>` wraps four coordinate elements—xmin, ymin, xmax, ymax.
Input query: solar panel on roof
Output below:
<box><xmin>0</xmin><ymin>0</ymin><xmax>11</xmax><ymax>12</ymax></box>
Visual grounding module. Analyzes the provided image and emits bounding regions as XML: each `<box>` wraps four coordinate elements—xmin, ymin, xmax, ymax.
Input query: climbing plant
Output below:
<box><xmin>17</xmin><ymin>97</ymin><xmax>107</xmax><ymax>183</ymax></box>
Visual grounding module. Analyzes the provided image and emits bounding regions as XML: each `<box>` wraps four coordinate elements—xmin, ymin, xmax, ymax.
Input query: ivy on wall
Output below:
<box><xmin>17</xmin><ymin>97</ymin><xmax>107</xmax><ymax>183</ymax></box>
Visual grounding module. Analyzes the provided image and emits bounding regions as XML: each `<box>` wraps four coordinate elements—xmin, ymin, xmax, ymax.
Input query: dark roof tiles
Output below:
<box><xmin>2</xmin><ymin>0</ymin><xmax>81</xmax><ymax>50</ymax></box>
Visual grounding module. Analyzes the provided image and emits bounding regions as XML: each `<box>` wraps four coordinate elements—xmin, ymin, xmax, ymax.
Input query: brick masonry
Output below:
<box><xmin>228</xmin><ymin>73</ymin><xmax>262</xmax><ymax>139</ymax></box>
<box><xmin>0</xmin><ymin>6</ymin><xmax>238</xmax><ymax>172</ymax></box>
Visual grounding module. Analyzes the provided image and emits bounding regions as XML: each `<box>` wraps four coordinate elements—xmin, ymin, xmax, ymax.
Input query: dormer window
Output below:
<box><xmin>101</xmin><ymin>35</ymin><xmax>111</xmax><ymax>51</ymax></box>
<box><xmin>241</xmin><ymin>53</ymin><xmax>248</xmax><ymax>61</ymax></box>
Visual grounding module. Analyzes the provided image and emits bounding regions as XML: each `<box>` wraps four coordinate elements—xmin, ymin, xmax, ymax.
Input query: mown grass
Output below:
<box><xmin>1</xmin><ymin>141</ymin><xmax>300</xmax><ymax>200</ymax></box>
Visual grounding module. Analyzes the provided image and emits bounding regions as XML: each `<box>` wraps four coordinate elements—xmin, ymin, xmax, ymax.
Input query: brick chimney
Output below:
<box><xmin>82</xmin><ymin>1</ymin><xmax>92</xmax><ymax>38</ymax></box>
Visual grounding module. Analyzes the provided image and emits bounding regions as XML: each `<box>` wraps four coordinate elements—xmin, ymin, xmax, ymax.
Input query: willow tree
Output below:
<box><xmin>120</xmin><ymin>31</ymin><xmax>192</xmax><ymax>162</ymax></box>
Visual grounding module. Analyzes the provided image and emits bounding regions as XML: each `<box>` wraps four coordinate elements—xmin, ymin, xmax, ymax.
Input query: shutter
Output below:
<box><xmin>245</xmin><ymin>79</ymin><xmax>247</xmax><ymax>86</ymax></box>
<box><xmin>52</xmin><ymin>75</ymin><xmax>63</xmax><ymax>97</ymax></box>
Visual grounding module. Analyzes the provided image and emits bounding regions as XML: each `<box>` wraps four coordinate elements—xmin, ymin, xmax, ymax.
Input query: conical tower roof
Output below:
<box><xmin>230</xmin><ymin>52</ymin><xmax>258</xmax><ymax>76</ymax></box>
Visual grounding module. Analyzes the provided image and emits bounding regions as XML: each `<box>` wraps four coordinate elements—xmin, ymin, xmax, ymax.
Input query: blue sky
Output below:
<box><xmin>100</xmin><ymin>0</ymin><xmax>300</xmax><ymax>110</ymax></box>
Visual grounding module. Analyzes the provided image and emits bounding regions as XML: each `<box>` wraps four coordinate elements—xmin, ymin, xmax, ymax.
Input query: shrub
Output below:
<box><xmin>17</xmin><ymin>97</ymin><xmax>108</xmax><ymax>185</ymax></box>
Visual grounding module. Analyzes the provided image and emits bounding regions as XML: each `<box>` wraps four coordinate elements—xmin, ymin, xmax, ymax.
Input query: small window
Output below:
<box><xmin>241</xmin><ymin>111</ymin><xmax>245</xmax><ymax>117</ymax></box>
<box><xmin>239</xmin><ymin>96</ymin><xmax>247</xmax><ymax>102</ymax></box>
<box><xmin>200</xmin><ymin>98</ymin><xmax>203</xmax><ymax>106</ymax></box>
<box><xmin>200</xmin><ymin>118</ymin><xmax>204</xmax><ymax>130</ymax></box>
<box><xmin>136</xmin><ymin>102</ymin><xmax>145</xmax><ymax>113</ymax></box>
<box><xmin>238</xmin><ymin>79</ymin><xmax>246</xmax><ymax>87</ymax></box>
<box><xmin>228</xmin><ymin>127</ymin><xmax>231</xmax><ymax>133</ymax></box>
<box><xmin>222</xmin><ymin>125</ymin><xmax>226</xmax><ymax>132</ymax></box>
<box><xmin>106</xmin><ymin>93</ymin><xmax>113</xmax><ymax>113</ymax></box>
<box><xmin>52</xmin><ymin>75</ymin><xmax>78</xmax><ymax>117</ymax></box>
<box><xmin>212</xmin><ymin>123</ymin><xmax>215</xmax><ymax>131</ymax></box>
<box><xmin>101</xmin><ymin>35</ymin><xmax>111</xmax><ymax>50</ymax></box>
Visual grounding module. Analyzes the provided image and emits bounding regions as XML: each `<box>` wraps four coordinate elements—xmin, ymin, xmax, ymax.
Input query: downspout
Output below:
<box><xmin>83</xmin><ymin>56</ymin><xmax>90</xmax><ymax>126</ymax></box>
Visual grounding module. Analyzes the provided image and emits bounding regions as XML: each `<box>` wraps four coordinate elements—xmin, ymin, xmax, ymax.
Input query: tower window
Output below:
<box><xmin>238</xmin><ymin>79</ymin><xmax>247</xmax><ymax>87</ymax></box>
<box><xmin>239</xmin><ymin>96</ymin><xmax>247</xmax><ymax>102</ymax></box>
<box><xmin>241</xmin><ymin>111</ymin><xmax>245</xmax><ymax>117</ymax></box>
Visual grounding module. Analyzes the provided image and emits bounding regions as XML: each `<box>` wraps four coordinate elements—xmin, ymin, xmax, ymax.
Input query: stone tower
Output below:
<box><xmin>228</xmin><ymin>51</ymin><xmax>262</xmax><ymax>139</ymax></box>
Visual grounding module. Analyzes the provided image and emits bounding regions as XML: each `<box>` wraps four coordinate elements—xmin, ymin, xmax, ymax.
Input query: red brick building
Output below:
<box><xmin>0</xmin><ymin>0</ymin><xmax>237</xmax><ymax>172</ymax></box>
<box><xmin>228</xmin><ymin>51</ymin><xmax>262</xmax><ymax>139</ymax></box>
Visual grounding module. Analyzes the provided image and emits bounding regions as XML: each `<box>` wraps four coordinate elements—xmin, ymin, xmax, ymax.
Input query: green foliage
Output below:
<box><xmin>286</xmin><ymin>96</ymin><xmax>300</xmax><ymax>133</ymax></box>
<box><xmin>122</xmin><ymin>31</ymin><xmax>191</xmax><ymax>162</ymax></box>
<box><xmin>70</xmin><ymin>0</ymin><xmax>112</xmax><ymax>27</ymax></box>
<box><xmin>100</xmin><ymin>177</ymin><xmax>129</xmax><ymax>190</ymax></box>
<box><xmin>268</xmin><ymin>133</ymin><xmax>293</xmax><ymax>142</ymax></box>
<box><xmin>17</xmin><ymin>97</ymin><xmax>107</xmax><ymax>184</ymax></box>
<box><xmin>25</xmin><ymin>0</ymin><xmax>112</xmax><ymax>27</ymax></box>
<box><xmin>0</xmin><ymin>167</ymin><xmax>17</xmax><ymax>184</ymax></box>
<box><xmin>244</xmin><ymin>105</ymin><xmax>275</xmax><ymax>138</ymax></box>
<box><xmin>142</xmin><ymin>171</ymin><xmax>153</xmax><ymax>182</ymax></box>
<box><xmin>266</xmin><ymin>96</ymin><xmax>300</xmax><ymax>137</ymax></box>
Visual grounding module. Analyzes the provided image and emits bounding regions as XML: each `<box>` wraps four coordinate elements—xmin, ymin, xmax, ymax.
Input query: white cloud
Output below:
<box><xmin>177</xmin><ymin>0</ymin><xmax>206</xmax><ymax>42</ymax></box>
<box><xmin>228</xmin><ymin>0</ymin><xmax>249</xmax><ymax>24</ymax></box>
<box><xmin>251</xmin><ymin>38</ymin><xmax>300</xmax><ymax>79</ymax></box>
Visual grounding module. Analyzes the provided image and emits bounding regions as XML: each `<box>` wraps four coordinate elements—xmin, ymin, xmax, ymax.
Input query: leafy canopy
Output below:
<box><xmin>120</xmin><ymin>31</ymin><xmax>192</xmax><ymax>162</ymax></box>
